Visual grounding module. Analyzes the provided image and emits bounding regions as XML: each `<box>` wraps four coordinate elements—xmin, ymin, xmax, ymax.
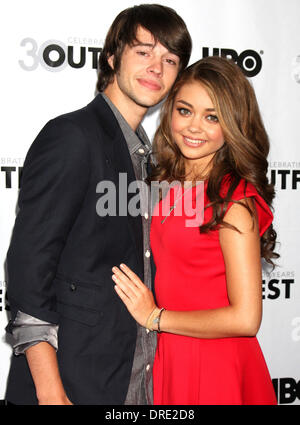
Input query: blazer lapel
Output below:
<box><xmin>88</xmin><ymin>95</ymin><xmax>144</xmax><ymax>271</ymax></box>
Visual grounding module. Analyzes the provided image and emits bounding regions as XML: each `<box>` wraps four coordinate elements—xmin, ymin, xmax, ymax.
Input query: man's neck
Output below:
<box><xmin>104</xmin><ymin>84</ymin><xmax>147</xmax><ymax>132</ymax></box>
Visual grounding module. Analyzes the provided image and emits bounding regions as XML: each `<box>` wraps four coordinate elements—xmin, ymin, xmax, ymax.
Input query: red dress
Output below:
<box><xmin>151</xmin><ymin>178</ymin><xmax>277</xmax><ymax>405</ymax></box>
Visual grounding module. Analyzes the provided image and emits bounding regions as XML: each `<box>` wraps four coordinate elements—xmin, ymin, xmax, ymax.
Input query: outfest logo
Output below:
<box><xmin>18</xmin><ymin>38</ymin><xmax>264</xmax><ymax>77</ymax></box>
<box><xmin>268</xmin><ymin>163</ymin><xmax>300</xmax><ymax>190</ymax></box>
<box><xmin>262</xmin><ymin>270</ymin><xmax>295</xmax><ymax>300</ymax></box>
<box><xmin>19</xmin><ymin>38</ymin><xmax>102</xmax><ymax>72</ymax></box>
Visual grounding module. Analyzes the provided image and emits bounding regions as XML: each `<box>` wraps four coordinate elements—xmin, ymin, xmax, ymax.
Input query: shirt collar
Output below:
<box><xmin>100</xmin><ymin>92</ymin><xmax>152</xmax><ymax>156</ymax></box>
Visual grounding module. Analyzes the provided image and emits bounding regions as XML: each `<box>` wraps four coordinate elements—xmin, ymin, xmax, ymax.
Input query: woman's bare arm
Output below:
<box><xmin>113</xmin><ymin>198</ymin><xmax>262</xmax><ymax>338</ymax></box>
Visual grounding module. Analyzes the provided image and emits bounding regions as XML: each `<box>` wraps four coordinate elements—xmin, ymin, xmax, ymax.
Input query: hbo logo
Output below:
<box><xmin>202</xmin><ymin>47</ymin><xmax>262</xmax><ymax>77</ymax></box>
<box><xmin>273</xmin><ymin>378</ymin><xmax>300</xmax><ymax>404</ymax></box>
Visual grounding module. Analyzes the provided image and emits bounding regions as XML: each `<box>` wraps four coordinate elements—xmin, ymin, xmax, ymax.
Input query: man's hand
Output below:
<box><xmin>38</xmin><ymin>394</ymin><xmax>73</xmax><ymax>405</ymax></box>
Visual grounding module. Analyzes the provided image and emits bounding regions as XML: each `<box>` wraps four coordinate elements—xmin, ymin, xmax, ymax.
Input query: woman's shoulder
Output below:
<box><xmin>220</xmin><ymin>175</ymin><xmax>258</xmax><ymax>198</ymax></box>
<box><xmin>220</xmin><ymin>175</ymin><xmax>273</xmax><ymax>236</ymax></box>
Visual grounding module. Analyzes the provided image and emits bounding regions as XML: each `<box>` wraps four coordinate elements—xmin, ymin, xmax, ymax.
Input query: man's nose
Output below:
<box><xmin>147</xmin><ymin>57</ymin><xmax>163</xmax><ymax>77</ymax></box>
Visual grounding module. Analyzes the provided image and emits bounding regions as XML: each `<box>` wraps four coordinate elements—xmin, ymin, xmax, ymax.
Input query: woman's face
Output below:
<box><xmin>171</xmin><ymin>80</ymin><xmax>225</xmax><ymax>176</ymax></box>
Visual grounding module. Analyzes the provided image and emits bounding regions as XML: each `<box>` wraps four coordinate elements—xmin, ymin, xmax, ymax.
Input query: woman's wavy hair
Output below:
<box><xmin>96</xmin><ymin>4</ymin><xmax>192</xmax><ymax>92</ymax></box>
<box><xmin>152</xmin><ymin>56</ymin><xmax>278</xmax><ymax>265</ymax></box>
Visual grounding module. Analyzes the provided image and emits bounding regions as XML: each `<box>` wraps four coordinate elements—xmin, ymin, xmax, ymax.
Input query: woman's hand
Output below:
<box><xmin>112</xmin><ymin>264</ymin><xmax>157</xmax><ymax>327</ymax></box>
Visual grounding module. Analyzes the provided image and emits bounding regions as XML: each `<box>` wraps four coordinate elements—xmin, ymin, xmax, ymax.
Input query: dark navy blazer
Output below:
<box><xmin>5</xmin><ymin>94</ymin><xmax>144</xmax><ymax>405</ymax></box>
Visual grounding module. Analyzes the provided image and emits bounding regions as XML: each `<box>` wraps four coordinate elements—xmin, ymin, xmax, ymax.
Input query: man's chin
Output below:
<box><xmin>133</xmin><ymin>94</ymin><xmax>167</xmax><ymax>109</ymax></box>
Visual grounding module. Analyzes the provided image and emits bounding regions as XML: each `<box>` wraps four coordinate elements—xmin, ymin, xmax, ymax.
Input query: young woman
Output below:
<box><xmin>112</xmin><ymin>56</ymin><xmax>278</xmax><ymax>405</ymax></box>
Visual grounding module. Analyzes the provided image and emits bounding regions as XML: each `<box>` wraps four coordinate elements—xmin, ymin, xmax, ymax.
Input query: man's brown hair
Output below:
<box><xmin>97</xmin><ymin>4</ymin><xmax>192</xmax><ymax>92</ymax></box>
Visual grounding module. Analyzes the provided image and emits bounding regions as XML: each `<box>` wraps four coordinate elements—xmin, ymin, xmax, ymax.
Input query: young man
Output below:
<box><xmin>5</xmin><ymin>4</ymin><xmax>192</xmax><ymax>405</ymax></box>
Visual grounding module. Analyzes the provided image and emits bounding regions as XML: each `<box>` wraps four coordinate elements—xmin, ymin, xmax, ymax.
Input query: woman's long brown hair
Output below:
<box><xmin>151</xmin><ymin>56</ymin><xmax>278</xmax><ymax>265</ymax></box>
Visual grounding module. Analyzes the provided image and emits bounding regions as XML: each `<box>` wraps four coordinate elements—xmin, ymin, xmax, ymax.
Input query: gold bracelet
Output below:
<box><xmin>157</xmin><ymin>308</ymin><xmax>165</xmax><ymax>333</ymax></box>
<box><xmin>145</xmin><ymin>307</ymin><xmax>160</xmax><ymax>331</ymax></box>
<box><xmin>145</xmin><ymin>307</ymin><xmax>165</xmax><ymax>332</ymax></box>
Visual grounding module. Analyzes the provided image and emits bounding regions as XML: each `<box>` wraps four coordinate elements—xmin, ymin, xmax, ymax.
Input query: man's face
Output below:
<box><xmin>108</xmin><ymin>26</ymin><xmax>180</xmax><ymax>110</ymax></box>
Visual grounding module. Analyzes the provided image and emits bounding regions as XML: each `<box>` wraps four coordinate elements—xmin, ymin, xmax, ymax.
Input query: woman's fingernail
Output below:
<box><xmin>112</xmin><ymin>275</ymin><xmax>117</xmax><ymax>281</ymax></box>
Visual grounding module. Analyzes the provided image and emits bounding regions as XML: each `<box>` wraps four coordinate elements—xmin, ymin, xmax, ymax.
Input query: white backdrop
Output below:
<box><xmin>1</xmin><ymin>0</ymin><xmax>299</xmax><ymax>404</ymax></box>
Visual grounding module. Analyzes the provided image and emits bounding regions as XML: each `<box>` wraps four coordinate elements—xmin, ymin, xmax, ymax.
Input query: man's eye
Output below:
<box><xmin>177</xmin><ymin>108</ymin><xmax>191</xmax><ymax>116</ymax></box>
<box><xmin>166</xmin><ymin>58</ymin><xmax>177</xmax><ymax>66</ymax></box>
<box><xmin>207</xmin><ymin>114</ymin><xmax>219</xmax><ymax>122</ymax></box>
<box><xmin>137</xmin><ymin>51</ymin><xmax>149</xmax><ymax>56</ymax></box>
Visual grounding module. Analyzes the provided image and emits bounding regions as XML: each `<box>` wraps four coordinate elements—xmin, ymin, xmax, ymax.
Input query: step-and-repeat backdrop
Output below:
<box><xmin>1</xmin><ymin>0</ymin><xmax>299</xmax><ymax>404</ymax></box>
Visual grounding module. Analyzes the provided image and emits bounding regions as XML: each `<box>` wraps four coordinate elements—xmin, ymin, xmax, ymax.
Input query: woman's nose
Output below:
<box><xmin>187</xmin><ymin>116</ymin><xmax>204</xmax><ymax>134</ymax></box>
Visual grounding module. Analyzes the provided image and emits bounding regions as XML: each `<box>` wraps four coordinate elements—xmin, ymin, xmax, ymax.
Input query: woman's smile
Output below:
<box><xmin>183</xmin><ymin>136</ymin><xmax>207</xmax><ymax>147</ymax></box>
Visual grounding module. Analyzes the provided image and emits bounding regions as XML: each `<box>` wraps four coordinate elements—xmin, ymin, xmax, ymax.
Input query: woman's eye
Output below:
<box><xmin>206</xmin><ymin>114</ymin><xmax>219</xmax><ymax>123</ymax></box>
<box><xmin>177</xmin><ymin>108</ymin><xmax>191</xmax><ymax>116</ymax></box>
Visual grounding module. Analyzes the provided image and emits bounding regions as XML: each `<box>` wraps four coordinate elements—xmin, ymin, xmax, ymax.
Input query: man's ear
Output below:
<box><xmin>107</xmin><ymin>55</ymin><xmax>114</xmax><ymax>70</ymax></box>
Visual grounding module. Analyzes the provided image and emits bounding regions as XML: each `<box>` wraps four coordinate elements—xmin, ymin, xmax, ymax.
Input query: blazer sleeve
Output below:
<box><xmin>6</xmin><ymin>116</ymin><xmax>90</xmax><ymax>329</ymax></box>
